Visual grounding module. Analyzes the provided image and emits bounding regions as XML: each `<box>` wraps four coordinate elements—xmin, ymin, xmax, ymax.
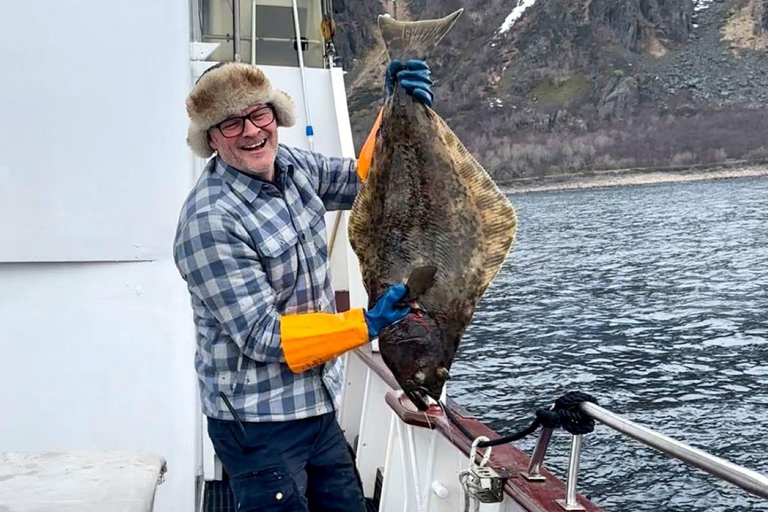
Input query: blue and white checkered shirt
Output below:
<box><xmin>174</xmin><ymin>144</ymin><xmax>361</xmax><ymax>422</ymax></box>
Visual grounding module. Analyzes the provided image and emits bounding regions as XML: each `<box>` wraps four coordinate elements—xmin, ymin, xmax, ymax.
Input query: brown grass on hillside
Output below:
<box><xmin>721</xmin><ymin>0</ymin><xmax>768</xmax><ymax>50</ymax></box>
<box><xmin>469</xmin><ymin>108</ymin><xmax>768</xmax><ymax>183</ymax></box>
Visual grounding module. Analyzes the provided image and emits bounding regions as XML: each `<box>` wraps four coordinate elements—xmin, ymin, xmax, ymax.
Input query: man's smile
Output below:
<box><xmin>240</xmin><ymin>138</ymin><xmax>268</xmax><ymax>151</ymax></box>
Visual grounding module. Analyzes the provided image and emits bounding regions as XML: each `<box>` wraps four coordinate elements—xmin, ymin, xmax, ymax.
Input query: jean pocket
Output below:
<box><xmin>207</xmin><ymin>418</ymin><xmax>245</xmax><ymax>452</ymax></box>
<box><xmin>231</xmin><ymin>465</ymin><xmax>300</xmax><ymax>511</ymax></box>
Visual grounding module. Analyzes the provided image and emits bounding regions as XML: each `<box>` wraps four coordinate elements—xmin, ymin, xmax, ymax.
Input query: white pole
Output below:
<box><xmin>250</xmin><ymin>0</ymin><xmax>256</xmax><ymax>65</ymax></box>
<box><xmin>233</xmin><ymin>0</ymin><xmax>241</xmax><ymax>62</ymax></box>
<box><xmin>290</xmin><ymin>0</ymin><xmax>315</xmax><ymax>151</ymax></box>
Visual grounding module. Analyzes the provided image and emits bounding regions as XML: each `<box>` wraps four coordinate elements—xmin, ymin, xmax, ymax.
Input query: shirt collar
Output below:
<box><xmin>213</xmin><ymin>157</ymin><xmax>265</xmax><ymax>204</ymax></box>
<box><xmin>212</xmin><ymin>149</ymin><xmax>295</xmax><ymax>202</ymax></box>
<box><xmin>275</xmin><ymin>145</ymin><xmax>295</xmax><ymax>181</ymax></box>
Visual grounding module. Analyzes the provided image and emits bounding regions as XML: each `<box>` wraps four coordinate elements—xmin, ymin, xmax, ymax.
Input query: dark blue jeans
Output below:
<box><xmin>207</xmin><ymin>413</ymin><xmax>366</xmax><ymax>512</ymax></box>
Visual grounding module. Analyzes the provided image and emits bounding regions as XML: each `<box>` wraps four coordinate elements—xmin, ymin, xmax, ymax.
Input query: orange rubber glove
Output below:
<box><xmin>356</xmin><ymin>107</ymin><xmax>383</xmax><ymax>181</ymax></box>
<box><xmin>281</xmin><ymin>308</ymin><xmax>369</xmax><ymax>373</ymax></box>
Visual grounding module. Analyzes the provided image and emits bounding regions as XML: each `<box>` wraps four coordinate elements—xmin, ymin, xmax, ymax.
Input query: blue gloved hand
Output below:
<box><xmin>364</xmin><ymin>284</ymin><xmax>411</xmax><ymax>339</ymax></box>
<box><xmin>385</xmin><ymin>59</ymin><xmax>434</xmax><ymax>107</ymax></box>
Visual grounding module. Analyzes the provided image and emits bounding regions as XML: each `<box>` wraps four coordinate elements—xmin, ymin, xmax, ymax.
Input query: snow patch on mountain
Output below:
<box><xmin>694</xmin><ymin>0</ymin><xmax>715</xmax><ymax>12</ymax></box>
<box><xmin>499</xmin><ymin>0</ymin><xmax>537</xmax><ymax>34</ymax></box>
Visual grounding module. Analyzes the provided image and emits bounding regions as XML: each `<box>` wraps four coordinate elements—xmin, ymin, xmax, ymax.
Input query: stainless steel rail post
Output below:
<box><xmin>556</xmin><ymin>435</ymin><xmax>586</xmax><ymax>511</ymax></box>
<box><xmin>522</xmin><ymin>427</ymin><xmax>554</xmax><ymax>481</ymax></box>
<box><xmin>580</xmin><ymin>401</ymin><xmax>768</xmax><ymax>500</ymax></box>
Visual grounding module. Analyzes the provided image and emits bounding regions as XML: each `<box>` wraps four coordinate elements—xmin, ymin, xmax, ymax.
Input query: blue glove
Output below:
<box><xmin>385</xmin><ymin>59</ymin><xmax>434</xmax><ymax>107</ymax></box>
<box><xmin>364</xmin><ymin>284</ymin><xmax>411</xmax><ymax>338</ymax></box>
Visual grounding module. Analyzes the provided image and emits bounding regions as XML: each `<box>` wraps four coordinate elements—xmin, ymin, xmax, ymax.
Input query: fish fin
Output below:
<box><xmin>348</xmin><ymin>173</ymin><xmax>375</xmax><ymax>283</ymax></box>
<box><xmin>403</xmin><ymin>265</ymin><xmax>437</xmax><ymax>302</ymax></box>
<box><xmin>357</xmin><ymin>107</ymin><xmax>384</xmax><ymax>181</ymax></box>
<box><xmin>435</xmin><ymin>115</ymin><xmax>517</xmax><ymax>292</ymax></box>
<box><xmin>378</xmin><ymin>9</ymin><xmax>463</xmax><ymax>61</ymax></box>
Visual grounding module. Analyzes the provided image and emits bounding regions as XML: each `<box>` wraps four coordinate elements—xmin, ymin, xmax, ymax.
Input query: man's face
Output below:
<box><xmin>208</xmin><ymin>103</ymin><xmax>279</xmax><ymax>179</ymax></box>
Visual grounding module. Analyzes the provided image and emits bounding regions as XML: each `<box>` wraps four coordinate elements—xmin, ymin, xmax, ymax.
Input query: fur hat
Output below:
<box><xmin>186</xmin><ymin>62</ymin><xmax>297</xmax><ymax>158</ymax></box>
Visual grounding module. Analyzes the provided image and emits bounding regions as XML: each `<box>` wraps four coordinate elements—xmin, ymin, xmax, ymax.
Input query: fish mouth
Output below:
<box><xmin>399</xmin><ymin>366</ymin><xmax>451</xmax><ymax>412</ymax></box>
<box><xmin>403</xmin><ymin>382</ymin><xmax>438</xmax><ymax>411</ymax></box>
<box><xmin>404</xmin><ymin>387</ymin><xmax>431</xmax><ymax>411</ymax></box>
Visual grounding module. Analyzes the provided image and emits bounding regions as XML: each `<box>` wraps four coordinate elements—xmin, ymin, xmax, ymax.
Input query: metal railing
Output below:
<box><xmin>203</xmin><ymin>34</ymin><xmax>322</xmax><ymax>45</ymax></box>
<box><xmin>522</xmin><ymin>402</ymin><xmax>768</xmax><ymax>511</ymax></box>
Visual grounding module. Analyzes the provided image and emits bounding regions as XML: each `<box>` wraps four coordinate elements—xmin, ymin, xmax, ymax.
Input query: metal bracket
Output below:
<box><xmin>469</xmin><ymin>465</ymin><xmax>504</xmax><ymax>503</ymax></box>
<box><xmin>460</xmin><ymin>437</ymin><xmax>505</xmax><ymax>506</ymax></box>
<box><xmin>521</xmin><ymin>471</ymin><xmax>547</xmax><ymax>482</ymax></box>
<box><xmin>556</xmin><ymin>498</ymin><xmax>586</xmax><ymax>511</ymax></box>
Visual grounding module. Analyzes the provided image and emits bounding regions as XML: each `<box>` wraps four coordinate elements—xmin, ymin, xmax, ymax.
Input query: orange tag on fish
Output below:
<box><xmin>357</xmin><ymin>107</ymin><xmax>384</xmax><ymax>181</ymax></box>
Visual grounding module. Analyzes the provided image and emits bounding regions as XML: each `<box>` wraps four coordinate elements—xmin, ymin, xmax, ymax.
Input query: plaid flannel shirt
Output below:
<box><xmin>174</xmin><ymin>144</ymin><xmax>361</xmax><ymax>422</ymax></box>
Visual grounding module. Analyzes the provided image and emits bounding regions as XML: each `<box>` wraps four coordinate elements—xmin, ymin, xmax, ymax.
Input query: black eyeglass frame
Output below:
<box><xmin>213</xmin><ymin>105</ymin><xmax>276</xmax><ymax>138</ymax></box>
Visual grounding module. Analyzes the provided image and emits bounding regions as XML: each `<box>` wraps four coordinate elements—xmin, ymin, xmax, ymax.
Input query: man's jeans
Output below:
<box><xmin>207</xmin><ymin>413</ymin><xmax>366</xmax><ymax>511</ymax></box>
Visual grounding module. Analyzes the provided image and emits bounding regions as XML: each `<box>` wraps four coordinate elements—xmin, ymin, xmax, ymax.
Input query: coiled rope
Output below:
<box><xmin>441</xmin><ymin>391</ymin><xmax>598</xmax><ymax>448</ymax></box>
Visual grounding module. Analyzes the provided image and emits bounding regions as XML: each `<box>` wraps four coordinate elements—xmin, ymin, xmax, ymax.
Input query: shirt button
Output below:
<box><xmin>275</xmin><ymin>492</ymin><xmax>283</xmax><ymax>501</ymax></box>
<box><xmin>300</xmin><ymin>233</ymin><xmax>306</xmax><ymax>241</ymax></box>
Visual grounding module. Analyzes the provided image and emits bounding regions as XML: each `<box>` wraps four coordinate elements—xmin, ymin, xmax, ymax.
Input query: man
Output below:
<box><xmin>174</xmin><ymin>60</ymin><xmax>433</xmax><ymax>511</ymax></box>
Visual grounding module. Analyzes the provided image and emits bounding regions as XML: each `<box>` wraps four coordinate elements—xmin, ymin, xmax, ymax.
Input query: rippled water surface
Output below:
<box><xmin>449</xmin><ymin>177</ymin><xmax>768</xmax><ymax>512</ymax></box>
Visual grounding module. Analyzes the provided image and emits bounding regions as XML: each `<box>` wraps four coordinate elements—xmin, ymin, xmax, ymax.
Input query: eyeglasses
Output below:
<box><xmin>214</xmin><ymin>106</ymin><xmax>275</xmax><ymax>138</ymax></box>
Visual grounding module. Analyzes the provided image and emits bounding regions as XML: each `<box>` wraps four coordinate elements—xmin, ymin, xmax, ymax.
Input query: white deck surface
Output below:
<box><xmin>0</xmin><ymin>452</ymin><xmax>166</xmax><ymax>512</ymax></box>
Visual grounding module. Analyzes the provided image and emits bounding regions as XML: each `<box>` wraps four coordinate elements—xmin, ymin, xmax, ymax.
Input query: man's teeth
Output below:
<box><xmin>242</xmin><ymin>139</ymin><xmax>267</xmax><ymax>150</ymax></box>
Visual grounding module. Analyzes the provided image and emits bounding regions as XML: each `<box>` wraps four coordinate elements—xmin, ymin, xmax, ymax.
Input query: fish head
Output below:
<box><xmin>379</xmin><ymin>310</ymin><xmax>452</xmax><ymax>411</ymax></box>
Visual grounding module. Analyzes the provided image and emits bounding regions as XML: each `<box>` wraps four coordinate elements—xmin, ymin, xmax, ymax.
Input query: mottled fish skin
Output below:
<box><xmin>349</xmin><ymin>10</ymin><xmax>517</xmax><ymax>410</ymax></box>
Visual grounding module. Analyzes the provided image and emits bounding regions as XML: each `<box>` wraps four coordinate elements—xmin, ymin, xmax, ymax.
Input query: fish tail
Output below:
<box><xmin>378</xmin><ymin>9</ymin><xmax>463</xmax><ymax>61</ymax></box>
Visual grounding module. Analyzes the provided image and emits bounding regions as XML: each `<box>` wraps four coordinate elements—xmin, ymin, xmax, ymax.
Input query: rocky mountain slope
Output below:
<box><xmin>332</xmin><ymin>0</ymin><xmax>768</xmax><ymax>182</ymax></box>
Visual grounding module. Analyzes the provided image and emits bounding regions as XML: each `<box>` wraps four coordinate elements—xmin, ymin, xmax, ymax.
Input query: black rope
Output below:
<box><xmin>536</xmin><ymin>391</ymin><xmax>598</xmax><ymax>436</ymax></box>
<box><xmin>441</xmin><ymin>402</ymin><xmax>542</xmax><ymax>447</ymax></box>
<box><xmin>440</xmin><ymin>391</ymin><xmax>598</xmax><ymax>448</ymax></box>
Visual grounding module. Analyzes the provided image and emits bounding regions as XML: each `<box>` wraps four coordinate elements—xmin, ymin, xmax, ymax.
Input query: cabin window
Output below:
<box><xmin>198</xmin><ymin>0</ymin><xmax>324</xmax><ymax>67</ymax></box>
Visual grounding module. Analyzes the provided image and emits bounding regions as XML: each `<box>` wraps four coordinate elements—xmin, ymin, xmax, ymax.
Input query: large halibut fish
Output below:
<box><xmin>348</xmin><ymin>9</ymin><xmax>517</xmax><ymax>410</ymax></box>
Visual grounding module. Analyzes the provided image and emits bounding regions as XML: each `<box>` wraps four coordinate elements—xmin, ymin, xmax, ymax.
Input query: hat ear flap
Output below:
<box><xmin>187</xmin><ymin>123</ymin><xmax>215</xmax><ymax>159</ymax></box>
<box><xmin>271</xmin><ymin>90</ymin><xmax>297</xmax><ymax>128</ymax></box>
